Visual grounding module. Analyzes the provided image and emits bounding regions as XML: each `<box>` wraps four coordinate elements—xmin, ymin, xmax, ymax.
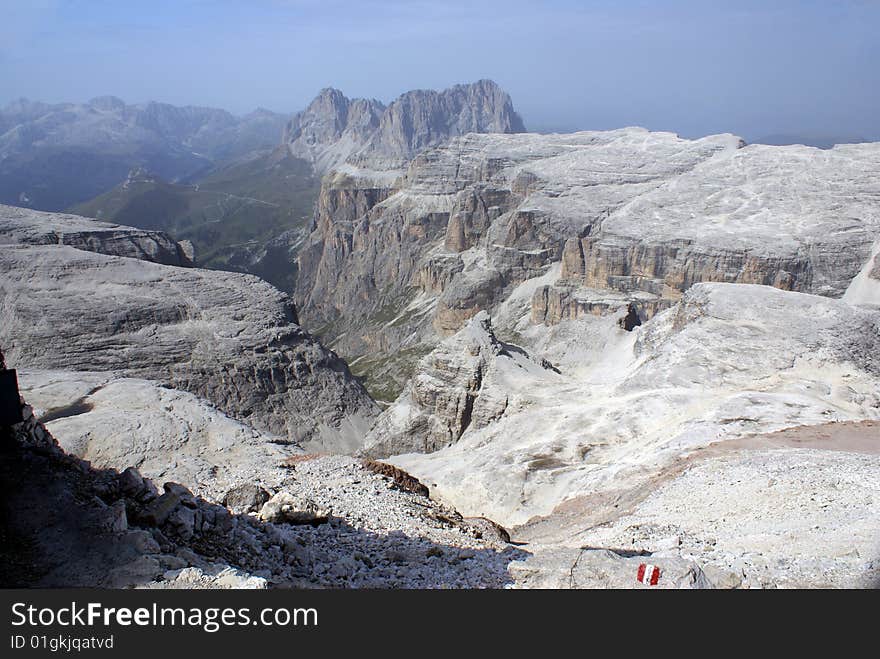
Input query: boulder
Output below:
<box><xmin>259</xmin><ymin>492</ymin><xmax>330</xmax><ymax>526</ymax></box>
<box><xmin>223</xmin><ymin>483</ymin><xmax>271</xmax><ymax>514</ymax></box>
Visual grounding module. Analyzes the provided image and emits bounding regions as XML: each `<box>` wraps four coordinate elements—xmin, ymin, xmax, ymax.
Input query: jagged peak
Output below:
<box><xmin>87</xmin><ymin>95</ymin><xmax>127</xmax><ymax>111</ymax></box>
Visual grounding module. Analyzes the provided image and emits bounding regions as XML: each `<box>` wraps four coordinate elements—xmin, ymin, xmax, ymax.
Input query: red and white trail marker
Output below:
<box><xmin>637</xmin><ymin>563</ymin><xmax>661</xmax><ymax>586</ymax></box>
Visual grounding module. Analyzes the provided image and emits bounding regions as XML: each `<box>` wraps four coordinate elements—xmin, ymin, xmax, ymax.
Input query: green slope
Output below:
<box><xmin>70</xmin><ymin>150</ymin><xmax>319</xmax><ymax>291</ymax></box>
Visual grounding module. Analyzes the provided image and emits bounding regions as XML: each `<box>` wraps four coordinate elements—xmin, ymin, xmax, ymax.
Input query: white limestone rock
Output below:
<box><xmin>18</xmin><ymin>370</ymin><xmax>299</xmax><ymax>502</ymax></box>
<box><xmin>362</xmin><ymin>311</ymin><xmax>559</xmax><ymax>457</ymax></box>
<box><xmin>1</xmin><ymin>214</ymin><xmax>378</xmax><ymax>450</ymax></box>
<box><xmin>0</xmin><ymin>203</ymin><xmax>193</xmax><ymax>265</ymax></box>
<box><xmin>295</xmin><ymin>129</ymin><xmax>880</xmax><ymax>398</ymax></box>
<box><xmin>391</xmin><ymin>283</ymin><xmax>880</xmax><ymax>527</ymax></box>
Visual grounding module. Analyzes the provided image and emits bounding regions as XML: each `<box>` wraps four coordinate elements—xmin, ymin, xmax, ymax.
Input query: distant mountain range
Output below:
<box><xmin>69</xmin><ymin>151</ymin><xmax>318</xmax><ymax>292</ymax></box>
<box><xmin>47</xmin><ymin>80</ymin><xmax>526</xmax><ymax>291</ymax></box>
<box><xmin>0</xmin><ymin>96</ymin><xmax>289</xmax><ymax>210</ymax></box>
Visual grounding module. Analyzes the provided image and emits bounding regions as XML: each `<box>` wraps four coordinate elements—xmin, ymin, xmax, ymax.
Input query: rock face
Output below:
<box><xmin>391</xmin><ymin>283</ymin><xmax>880</xmax><ymax>527</ymax></box>
<box><xmin>0</xmin><ymin>209</ymin><xmax>377</xmax><ymax>451</ymax></box>
<box><xmin>294</xmin><ymin>130</ymin><xmax>880</xmax><ymax>399</ymax></box>
<box><xmin>362</xmin><ymin>312</ymin><xmax>557</xmax><ymax>457</ymax></box>
<box><xmin>0</xmin><ymin>203</ymin><xmax>193</xmax><ymax>266</ymax></box>
<box><xmin>17</xmin><ymin>370</ymin><xmax>298</xmax><ymax>502</ymax></box>
<box><xmin>284</xmin><ymin>89</ymin><xmax>385</xmax><ymax>173</ymax></box>
<box><xmin>509</xmin><ymin>548</ymin><xmax>712</xmax><ymax>589</ymax></box>
<box><xmin>283</xmin><ymin>80</ymin><xmax>525</xmax><ymax>173</ymax></box>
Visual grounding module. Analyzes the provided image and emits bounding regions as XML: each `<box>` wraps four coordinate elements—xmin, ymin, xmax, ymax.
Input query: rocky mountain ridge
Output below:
<box><xmin>283</xmin><ymin>79</ymin><xmax>526</xmax><ymax>173</ymax></box>
<box><xmin>293</xmin><ymin>128</ymin><xmax>880</xmax><ymax>400</ymax></box>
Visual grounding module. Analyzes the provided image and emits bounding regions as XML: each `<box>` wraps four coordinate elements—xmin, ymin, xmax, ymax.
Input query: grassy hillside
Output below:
<box><xmin>70</xmin><ymin>150</ymin><xmax>319</xmax><ymax>291</ymax></box>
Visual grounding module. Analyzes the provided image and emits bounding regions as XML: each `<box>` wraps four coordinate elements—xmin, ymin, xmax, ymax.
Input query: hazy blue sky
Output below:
<box><xmin>1</xmin><ymin>0</ymin><xmax>878</xmax><ymax>140</ymax></box>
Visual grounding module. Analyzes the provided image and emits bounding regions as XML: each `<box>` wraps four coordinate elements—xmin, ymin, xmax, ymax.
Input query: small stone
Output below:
<box><xmin>157</xmin><ymin>555</ymin><xmax>188</xmax><ymax>571</ymax></box>
<box><xmin>167</xmin><ymin>506</ymin><xmax>196</xmax><ymax>540</ymax></box>
<box><xmin>123</xmin><ymin>529</ymin><xmax>160</xmax><ymax>554</ymax></box>
<box><xmin>163</xmin><ymin>482</ymin><xmax>197</xmax><ymax>508</ymax></box>
<box><xmin>259</xmin><ymin>492</ymin><xmax>329</xmax><ymax>525</ymax></box>
<box><xmin>384</xmin><ymin>549</ymin><xmax>408</xmax><ymax>564</ymax></box>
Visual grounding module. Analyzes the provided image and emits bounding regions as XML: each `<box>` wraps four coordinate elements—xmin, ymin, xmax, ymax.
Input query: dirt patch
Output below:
<box><xmin>361</xmin><ymin>460</ymin><xmax>430</xmax><ymax>497</ymax></box>
<box><xmin>280</xmin><ymin>453</ymin><xmax>324</xmax><ymax>468</ymax></box>
<box><xmin>716</xmin><ymin>420</ymin><xmax>880</xmax><ymax>455</ymax></box>
<box><xmin>516</xmin><ymin>419</ymin><xmax>880</xmax><ymax>544</ymax></box>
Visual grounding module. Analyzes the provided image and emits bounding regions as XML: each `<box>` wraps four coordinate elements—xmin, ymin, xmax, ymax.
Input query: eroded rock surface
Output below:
<box><xmin>294</xmin><ymin>130</ymin><xmax>880</xmax><ymax>399</ymax></box>
<box><xmin>0</xmin><ymin>385</ymin><xmax>524</xmax><ymax>589</ymax></box>
<box><xmin>0</xmin><ymin>203</ymin><xmax>193</xmax><ymax>265</ymax></box>
<box><xmin>0</xmin><ymin>209</ymin><xmax>377</xmax><ymax>450</ymax></box>
<box><xmin>18</xmin><ymin>370</ymin><xmax>298</xmax><ymax>501</ymax></box>
<box><xmin>391</xmin><ymin>284</ymin><xmax>880</xmax><ymax>527</ymax></box>
<box><xmin>362</xmin><ymin>312</ymin><xmax>558</xmax><ymax>457</ymax></box>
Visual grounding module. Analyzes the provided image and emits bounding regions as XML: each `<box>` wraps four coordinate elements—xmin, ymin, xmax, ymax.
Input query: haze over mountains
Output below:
<box><xmin>2</xmin><ymin>80</ymin><xmax>524</xmax><ymax>293</ymax></box>
<box><xmin>284</xmin><ymin>80</ymin><xmax>526</xmax><ymax>173</ymax></box>
<box><xmin>2</xmin><ymin>79</ymin><xmax>880</xmax><ymax>589</ymax></box>
<box><xmin>0</xmin><ymin>96</ymin><xmax>288</xmax><ymax>211</ymax></box>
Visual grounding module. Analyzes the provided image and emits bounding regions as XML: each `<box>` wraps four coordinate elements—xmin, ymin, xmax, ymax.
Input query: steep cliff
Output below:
<box><xmin>0</xmin><ymin>203</ymin><xmax>193</xmax><ymax>266</ymax></box>
<box><xmin>0</xmin><ymin>208</ymin><xmax>377</xmax><ymax>451</ymax></box>
<box><xmin>294</xmin><ymin>130</ymin><xmax>880</xmax><ymax>398</ymax></box>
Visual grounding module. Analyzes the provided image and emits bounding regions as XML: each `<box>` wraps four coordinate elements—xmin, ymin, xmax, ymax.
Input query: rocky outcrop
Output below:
<box><xmin>0</xmin><ymin>203</ymin><xmax>193</xmax><ymax>266</ymax></box>
<box><xmin>362</xmin><ymin>312</ymin><xmax>558</xmax><ymax>457</ymax></box>
<box><xmin>0</xmin><ymin>209</ymin><xmax>377</xmax><ymax>451</ymax></box>
<box><xmin>392</xmin><ymin>283</ymin><xmax>880</xmax><ymax>528</ymax></box>
<box><xmin>17</xmin><ymin>370</ymin><xmax>299</xmax><ymax>502</ymax></box>
<box><xmin>530</xmin><ymin>284</ymin><xmax>672</xmax><ymax>327</ymax></box>
<box><xmin>509</xmin><ymin>548</ymin><xmax>712</xmax><ymax>589</ymax></box>
<box><xmin>283</xmin><ymin>80</ymin><xmax>525</xmax><ymax>173</ymax></box>
<box><xmin>295</xmin><ymin>131</ymin><xmax>880</xmax><ymax>398</ymax></box>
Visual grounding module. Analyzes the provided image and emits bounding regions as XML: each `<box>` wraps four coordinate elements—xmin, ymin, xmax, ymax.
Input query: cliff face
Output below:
<box><xmin>361</xmin><ymin>312</ymin><xmax>555</xmax><ymax>457</ymax></box>
<box><xmin>0</xmin><ymin>203</ymin><xmax>193</xmax><ymax>266</ymax></box>
<box><xmin>294</xmin><ymin>130</ymin><xmax>880</xmax><ymax>399</ymax></box>
<box><xmin>0</xmin><ymin>208</ymin><xmax>378</xmax><ymax>451</ymax></box>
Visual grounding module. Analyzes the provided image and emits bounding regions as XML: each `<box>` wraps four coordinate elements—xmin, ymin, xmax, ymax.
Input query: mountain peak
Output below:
<box><xmin>87</xmin><ymin>95</ymin><xmax>127</xmax><ymax>112</ymax></box>
<box><xmin>284</xmin><ymin>80</ymin><xmax>526</xmax><ymax>172</ymax></box>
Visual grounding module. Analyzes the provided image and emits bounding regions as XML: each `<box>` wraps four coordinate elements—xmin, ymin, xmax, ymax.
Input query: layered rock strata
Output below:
<box><xmin>0</xmin><ymin>208</ymin><xmax>377</xmax><ymax>450</ymax></box>
<box><xmin>295</xmin><ymin>130</ymin><xmax>880</xmax><ymax>397</ymax></box>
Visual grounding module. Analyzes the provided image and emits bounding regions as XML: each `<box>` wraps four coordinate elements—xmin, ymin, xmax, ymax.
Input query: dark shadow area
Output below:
<box><xmin>38</xmin><ymin>399</ymin><xmax>94</xmax><ymax>423</ymax></box>
<box><xmin>1</xmin><ymin>407</ymin><xmax>528</xmax><ymax>589</ymax></box>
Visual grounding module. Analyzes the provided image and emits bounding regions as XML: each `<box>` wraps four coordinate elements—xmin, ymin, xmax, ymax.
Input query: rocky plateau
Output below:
<box><xmin>3</xmin><ymin>79</ymin><xmax>880</xmax><ymax>589</ymax></box>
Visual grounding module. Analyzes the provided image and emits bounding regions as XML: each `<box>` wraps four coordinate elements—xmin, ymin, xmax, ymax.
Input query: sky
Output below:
<box><xmin>1</xmin><ymin>0</ymin><xmax>878</xmax><ymax>141</ymax></box>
